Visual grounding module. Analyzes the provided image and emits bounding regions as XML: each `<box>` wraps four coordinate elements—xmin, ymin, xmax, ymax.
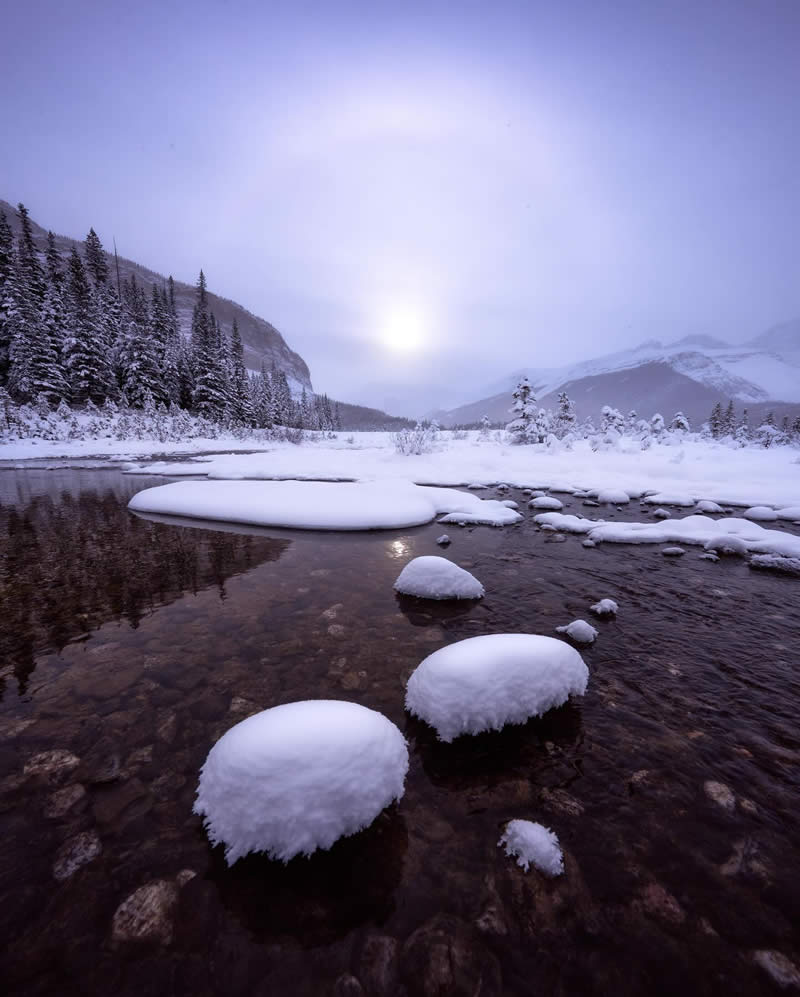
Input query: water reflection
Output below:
<box><xmin>0</xmin><ymin>482</ymin><xmax>290</xmax><ymax>695</ymax></box>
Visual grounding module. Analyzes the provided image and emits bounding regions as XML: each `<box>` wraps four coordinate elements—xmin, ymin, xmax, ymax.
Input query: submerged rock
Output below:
<box><xmin>753</xmin><ymin>950</ymin><xmax>800</xmax><ymax>989</ymax></box>
<box><xmin>111</xmin><ymin>879</ymin><xmax>179</xmax><ymax>945</ymax></box>
<box><xmin>24</xmin><ymin>749</ymin><xmax>80</xmax><ymax>784</ymax></box>
<box><xmin>53</xmin><ymin>830</ymin><xmax>102</xmax><ymax>881</ymax></box>
<box><xmin>401</xmin><ymin>914</ymin><xmax>502</xmax><ymax>997</ymax></box>
<box><xmin>704</xmin><ymin>780</ymin><xmax>735</xmax><ymax>812</ymax></box>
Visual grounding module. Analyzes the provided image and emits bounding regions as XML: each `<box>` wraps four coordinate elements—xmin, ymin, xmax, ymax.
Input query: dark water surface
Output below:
<box><xmin>1</xmin><ymin>467</ymin><xmax>799</xmax><ymax>996</ymax></box>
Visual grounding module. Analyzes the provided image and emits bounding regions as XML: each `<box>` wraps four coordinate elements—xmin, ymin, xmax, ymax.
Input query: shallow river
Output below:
<box><xmin>1</xmin><ymin>466</ymin><xmax>799</xmax><ymax>996</ymax></box>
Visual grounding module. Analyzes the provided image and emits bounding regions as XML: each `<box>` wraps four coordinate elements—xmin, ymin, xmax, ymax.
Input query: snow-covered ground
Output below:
<box><xmin>3</xmin><ymin>431</ymin><xmax>800</xmax><ymax>511</ymax></box>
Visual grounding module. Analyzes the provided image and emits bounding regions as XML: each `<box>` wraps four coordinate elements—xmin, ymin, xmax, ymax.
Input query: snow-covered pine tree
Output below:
<box><xmin>554</xmin><ymin>391</ymin><xmax>576</xmax><ymax>439</ymax></box>
<box><xmin>334</xmin><ymin>402</ymin><xmax>342</xmax><ymax>431</ymax></box>
<box><xmin>506</xmin><ymin>377</ymin><xmax>538</xmax><ymax>443</ymax></box>
<box><xmin>62</xmin><ymin>246</ymin><xmax>115</xmax><ymax>405</ymax></box>
<box><xmin>84</xmin><ymin>228</ymin><xmax>109</xmax><ymax>286</ymax></box>
<box><xmin>709</xmin><ymin>402</ymin><xmax>722</xmax><ymax>438</ymax></box>
<box><xmin>722</xmin><ymin>400</ymin><xmax>735</xmax><ymax>436</ymax></box>
<box><xmin>0</xmin><ymin>211</ymin><xmax>13</xmax><ymax>383</ymax></box>
<box><xmin>649</xmin><ymin>412</ymin><xmax>666</xmax><ymax>439</ymax></box>
<box><xmin>670</xmin><ymin>411</ymin><xmax>690</xmax><ymax>434</ymax></box>
<box><xmin>228</xmin><ymin>317</ymin><xmax>250</xmax><ymax>423</ymax></box>
<box><xmin>735</xmin><ymin>408</ymin><xmax>750</xmax><ymax>445</ymax></box>
<box><xmin>16</xmin><ymin>204</ymin><xmax>46</xmax><ymax>307</ymax></box>
<box><xmin>191</xmin><ymin>273</ymin><xmax>227</xmax><ymax>419</ymax></box>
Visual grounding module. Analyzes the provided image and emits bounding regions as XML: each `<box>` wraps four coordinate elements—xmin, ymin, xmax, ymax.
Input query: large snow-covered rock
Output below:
<box><xmin>129</xmin><ymin>479</ymin><xmax>520</xmax><ymax>531</ymax></box>
<box><xmin>743</xmin><ymin>505</ymin><xmax>778</xmax><ymax>522</ymax></box>
<box><xmin>194</xmin><ymin>701</ymin><xmax>408</xmax><ymax>864</ymax></box>
<box><xmin>394</xmin><ymin>556</ymin><xmax>484</xmax><ymax>600</ymax></box>
<box><xmin>596</xmin><ymin>488</ymin><xmax>630</xmax><ymax>504</ymax></box>
<box><xmin>405</xmin><ymin>634</ymin><xmax>588</xmax><ymax>743</ymax></box>
<box><xmin>499</xmin><ymin>819</ymin><xmax>564</xmax><ymax>876</ymax></box>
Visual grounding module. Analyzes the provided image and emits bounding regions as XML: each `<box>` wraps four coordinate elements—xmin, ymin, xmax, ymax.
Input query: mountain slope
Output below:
<box><xmin>435</xmin><ymin>329</ymin><xmax>800</xmax><ymax>428</ymax></box>
<box><xmin>1</xmin><ymin>200</ymin><xmax>312</xmax><ymax>392</ymax></box>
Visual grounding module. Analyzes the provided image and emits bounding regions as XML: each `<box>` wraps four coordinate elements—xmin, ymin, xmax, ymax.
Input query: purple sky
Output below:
<box><xmin>3</xmin><ymin>0</ymin><xmax>798</xmax><ymax>414</ymax></box>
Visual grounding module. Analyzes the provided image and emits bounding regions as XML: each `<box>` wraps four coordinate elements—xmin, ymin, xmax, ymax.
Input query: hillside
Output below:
<box><xmin>434</xmin><ymin>330</ymin><xmax>800</xmax><ymax>428</ymax></box>
<box><xmin>0</xmin><ymin>200</ymin><xmax>312</xmax><ymax>392</ymax></box>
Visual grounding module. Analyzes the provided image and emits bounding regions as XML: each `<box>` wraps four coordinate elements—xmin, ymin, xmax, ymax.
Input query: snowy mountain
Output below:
<box><xmin>0</xmin><ymin>199</ymin><xmax>313</xmax><ymax>393</ymax></box>
<box><xmin>433</xmin><ymin>328</ymin><xmax>800</xmax><ymax>427</ymax></box>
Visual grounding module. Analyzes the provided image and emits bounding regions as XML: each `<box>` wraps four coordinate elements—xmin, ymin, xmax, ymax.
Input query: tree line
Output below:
<box><xmin>0</xmin><ymin>204</ymin><xmax>341</xmax><ymax>431</ymax></box>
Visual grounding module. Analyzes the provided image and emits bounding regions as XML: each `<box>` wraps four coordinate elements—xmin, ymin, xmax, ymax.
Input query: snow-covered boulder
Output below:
<box><xmin>590</xmin><ymin>598</ymin><xmax>618</xmax><ymax>617</ymax></box>
<box><xmin>596</xmin><ymin>489</ymin><xmax>630</xmax><ymax>504</ymax></box>
<box><xmin>394</xmin><ymin>556</ymin><xmax>484</xmax><ymax>600</ymax></box>
<box><xmin>776</xmin><ymin>506</ymin><xmax>800</xmax><ymax>521</ymax></box>
<box><xmin>643</xmin><ymin>493</ymin><xmax>695</xmax><ymax>507</ymax></box>
<box><xmin>499</xmin><ymin>820</ymin><xmax>564</xmax><ymax>876</ymax></box>
<box><xmin>436</xmin><ymin>534</ymin><xmax>451</xmax><ymax>546</ymax></box>
<box><xmin>662</xmin><ymin>546</ymin><xmax>686</xmax><ymax>556</ymax></box>
<box><xmin>704</xmin><ymin>534</ymin><xmax>748</xmax><ymax>556</ymax></box>
<box><xmin>652</xmin><ymin>508</ymin><xmax>671</xmax><ymax>519</ymax></box>
<box><xmin>529</xmin><ymin>496</ymin><xmax>563</xmax><ymax>511</ymax></box>
<box><xmin>194</xmin><ymin>701</ymin><xmax>409</xmax><ymax>864</ymax></box>
<box><xmin>743</xmin><ymin>506</ymin><xmax>778</xmax><ymax>522</ymax></box>
<box><xmin>556</xmin><ymin>620</ymin><xmax>598</xmax><ymax>645</ymax></box>
<box><xmin>405</xmin><ymin>634</ymin><xmax>588</xmax><ymax>743</ymax></box>
<box><xmin>696</xmin><ymin>500</ymin><xmax>724</xmax><ymax>514</ymax></box>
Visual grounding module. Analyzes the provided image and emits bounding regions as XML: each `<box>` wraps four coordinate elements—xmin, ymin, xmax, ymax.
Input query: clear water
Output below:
<box><xmin>1</xmin><ymin>467</ymin><xmax>799</xmax><ymax>996</ymax></box>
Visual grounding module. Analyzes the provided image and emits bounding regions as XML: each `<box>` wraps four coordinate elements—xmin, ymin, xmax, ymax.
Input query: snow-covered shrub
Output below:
<box><xmin>393</xmin><ymin>420</ymin><xmax>439</xmax><ymax>455</ymax></box>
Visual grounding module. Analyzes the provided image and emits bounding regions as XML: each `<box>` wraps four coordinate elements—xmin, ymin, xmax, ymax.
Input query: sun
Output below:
<box><xmin>379</xmin><ymin>305</ymin><xmax>427</xmax><ymax>353</ymax></box>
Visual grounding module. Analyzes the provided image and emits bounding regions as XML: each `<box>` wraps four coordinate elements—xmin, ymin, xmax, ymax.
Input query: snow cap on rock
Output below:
<box><xmin>394</xmin><ymin>556</ymin><xmax>484</xmax><ymax>600</ymax></box>
<box><xmin>499</xmin><ymin>819</ymin><xmax>564</xmax><ymax>876</ymax></box>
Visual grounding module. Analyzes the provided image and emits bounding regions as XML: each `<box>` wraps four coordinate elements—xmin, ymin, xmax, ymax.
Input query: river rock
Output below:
<box><xmin>111</xmin><ymin>879</ymin><xmax>179</xmax><ymax>945</ymax></box>
<box><xmin>332</xmin><ymin>975</ymin><xmax>364</xmax><ymax>997</ymax></box>
<box><xmin>24</xmin><ymin>749</ymin><xmax>80</xmax><ymax>784</ymax></box>
<box><xmin>401</xmin><ymin>913</ymin><xmax>502</xmax><ymax>997</ymax></box>
<box><xmin>357</xmin><ymin>934</ymin><xmax>399</xmax><ymax>995</ymax></box>
<box><xmin>44</xmin><ymin>783</ymin><xmax>87</xmax><ymax>818</ymax></box>
<box><xmin>753</xmin><ymin>950</ymin><xmax>800</xmax><ymax>989</ymax></box>
<box><xmin>53</xmin><ymin>830</ymin><xmax>102</xmax><ymax>881</ymax></box>
<box><xmin>704</xmin><ymin>780</ymin><xmax>735</xmax><ymax>811</ymax></box>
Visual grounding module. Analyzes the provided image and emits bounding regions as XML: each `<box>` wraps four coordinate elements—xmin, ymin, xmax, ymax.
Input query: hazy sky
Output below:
<box><xmin>3</xmin><ymin>0</ymin><xmax>798</xmax><ymax>414</ymax></box>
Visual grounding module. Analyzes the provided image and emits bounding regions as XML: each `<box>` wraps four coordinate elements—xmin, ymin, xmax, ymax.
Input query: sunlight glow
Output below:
<box><xmin>379</xmin><ymin>305</ymin><xmax>427</xmax><ymax>353</ymax></box>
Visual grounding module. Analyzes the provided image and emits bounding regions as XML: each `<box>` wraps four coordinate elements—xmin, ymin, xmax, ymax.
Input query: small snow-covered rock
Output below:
<box><xmin>435</xmin><ymin>534</ymin><xmax>451</xmax><ymax>546</ymax></box>
<box><xmin>582</xmin><ymin>539</ymin><xmax>596</xmax><ymax>548</ymax></box>
<box><xmin>596</xmin><ymin>489</ymin><xmax>630</xmax><ymax>504</ymax></box>
<box><xmin>696</xmin><ymin>500</ymin><xmax>724</xmax><ymax>514</ymax></box>
<box><xmin>530</xmin><ymin>490</ymin><xmax>546</xmax><ymax>498</ymax></box>
<box><xmin>704</xmin><ymin>535</ymin><xmax>748</xmax><ymax>556</ymax></box>
<box><xmin>582</xmin><ymin>500</ymin><xmax>599</xmax><ymax>508</ymax></box>
<box><xmin>775</xmin><ymin>505</ymin><xmax>800</xmax><ymax>521</ymax></box>
<box><xmin>652</xmin><ymin>508</ymin><xmax>671</xmax><ymax>519</ymax></box>
<box><xmin>743</xmin><ymin>505</ymin><xmax>778</xmax><ymax>522</ymax></box>
<box><xmin>194</xmin><ymin>701</ymin><xmax>408</xmax><ymax>863</ymax></box>
<box><xmin>530</xmin><ymin>496</ymin><xmax>563</xmax><ymax>511</ymax></box>
<box><xmin>590</xmin><ymin>599</ymin><xmax>618</xmax><ymax>618</ymax></box>
<box><xmin>394</xmin><ymin>556</ymin><xmax>484</xmax><ymax>600</ymax></box>
<box><xmin>499</xmin><ymin>820</ymin><xmax>564</xmax><ymax>876</ymax></box>
<box><xmin>661</xmin><ymin>546</ymin><xmax>685</xmax><ymax>557</ymax></box>
<box><xmin>405</xmin><ymin>634</ymin><xmax>588</xmax><ymax>743</ymax></box>
<box><xmin>749</xmin><ymin>555</ymin><xmax>800</xmax><ymax>577</ymax></box>
<box><xmin>556</xmin><ymin>620</ymin><xmax>598</xmax><ymax>645</ymax></box>
<box><xmin>500</xmin><ymin>499</ymin><xmax>518</xmax><ymax>509</ymax></box>
<box><xmin>643</xmin><ymin>493</ymin><xmax>695</xmax><ymax>507</ymax></box>
<box><xmin>699</xmin><ymin>552</ymin><xmax>719</xmax><ymax>562</ymax></box>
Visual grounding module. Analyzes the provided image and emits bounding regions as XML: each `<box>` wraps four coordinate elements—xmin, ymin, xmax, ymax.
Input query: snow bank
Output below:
<box><xmin>642</xmin><ymin>493</ymin><xmax>695</xmax><ymax>507</ymax></box>
<box><xmin>556</xmin><ymin>620</ymin><xmax>599</xmax><ymax>644</ymax></box>
<box><xmin>596</xmin><ymin>488</ymin><xmax>630</xmax><ymax>504</ymax></box>
<box><xmin>194</xmin><ymin>701</ymin><xmax>408</xmax><ymax>864</ymax></box>
<box><xmin>394</xmin><ymin>556</ymin><xmax>484</xmax><ymax>600</ymax></box>
<box><xmin>405</xmin><ymin>634</ymin><xmax>589</xmax><ymax>743</ymax></box>
<box><xmin>129</xmin><ymin>479</ymin><xmax>521</xmax><ymax>531</ymax></box>
<box><xmin>499</xmin><ymin>819</ymin><xmax>564</xmax><ymax>876</ymax></box>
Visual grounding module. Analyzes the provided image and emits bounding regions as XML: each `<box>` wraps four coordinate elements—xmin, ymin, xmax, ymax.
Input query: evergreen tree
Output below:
<box><xmin>506</xmin><ymin>377</ymin><xmax>538</xmax><ymax>443</ymax></box>
<box><xmin>45</xmin><ymin>231</ymin><xmax>63</xmax><ymax>287</ymax></box>
<box><xmin>228</xmin><ymin>317</ymin><xmax>250</xmax><ymax>422</ymax></box>
<box><xmin>0</xmin><ymin>215</ymin><xmax>17</xmax><ymax>384</ymax></box>
<box><xmin>670</xmin><ymin>411</ymin><xmax>690</xmax><ymax>434</ymax></box>
<box><xmin>62</xmin><ymin>247</ymin><xmax>114</xmax><ymax>405</ymax></box>
<box><xmin>334</xmin><ymin>402</ymin><xmax>342</xmax><ymax>431</ymax></box>
<box><xmin>723</xmin><ymin>400</ymin><xmax>735</xmax><ymax>436</ymax></box>
<box><xmin>84</xmin><ymin>228</ymin><xmax>109</xmax><ymax>286</ymax></box>
<box><xmin>11</xmin><ymin>282</ymin><xmax>69</xmax><ymax>404</ymax></box>
<box><xmin>16</xmin><ymin>204</ymin><xmax>46</xmax><ymax>306</ymax></box>
<box><xmin>191</xmin><ymin>272</ymin><xmax>227</xmax><ymax>419</ymax></box>
<box><xmin>709</xmin><ymin>402</ymin><xmax>722</xmax><ymax>438</ymax></box>
<box><xmin>554</xmin><ymin>391</ymin><xmax>577</xmax><ymax>438</ymax></box>
<box><xmin>299</xmin><ymin>387</ymin><xmax>311</xmax><ymax>429</ymax></box>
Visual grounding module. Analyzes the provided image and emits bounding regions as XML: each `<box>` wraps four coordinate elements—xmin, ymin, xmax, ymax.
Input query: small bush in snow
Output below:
<box><xmin>393</xmin><ymin>421</ymin><xmax>440</xmax><ymax>455</ymax></box>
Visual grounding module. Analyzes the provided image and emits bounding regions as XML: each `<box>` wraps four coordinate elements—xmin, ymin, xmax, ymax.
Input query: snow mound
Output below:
<box><xmin>596</xmin><ymin>489</ymin><xmax>630</xmax><ymax>504</ymax></box>
<box><xmin>501</xmin><ymin>499</ymin><xmax>519</xmax><ymax>509</ymax></box>
<box><xmin>529</xmin><ymin>496</ymin><xmax>563</xmax><ymax>511</ymax></box>
<box><xmin>394</xmin><ymin>556</ymin><xmax>484</xmax><ymax>600</ymax></box>
<box><xmin>436</xmin><ymin>534</ymin><xmax>451</xmax><ymax>546</ymax></box>
<box><xmin>662</xmin><ymin>546</ymin><xmax>686</xmax><ymax>556</ymax></box>
<box><xmin>590</xmin><ymin>598</ymin><xmax>618</xmax><ymax>617</ymax></box>
<box><xmin>696</xmin><ymin>500</ymin><xmax>724</xmax><ymax>514</ymax></box>
<box><xmin>194</xmin><ymin>701</ymin><xmax>408</xmax><ymax>864</ymax></box>
<box><xmin>643</xmin><ymin>493</ymin><xmax>695</xmax><ymax>507</ymax></box>
<box><xmin>129</xmin><ymin>480</ymin><xmax>521</xmax><ymax>531</ymax></box>
<box><xmin>556</xmin><ymin>619</ymin><xmax>598</xmax><ymax>644</ymax></box>
<box><xmin>776</xmin><ymin>506</ymin><xmax>800</xmax><ymax>520</ymax></box>
<box><xmin>405</xmin><ymin>634</ymin><xmax>588</xmax><ymax>743</ymax></box>
<box><xmin>743</xmin><ymin>506</ymin><xmax>778</xmax><ymax>522</ymax></box>
<box><xmin>499</xmin><ymin>820</ymin><xmax>564</xmax><ymax>876</ymax></box>
<box><xmin>534</xmin><ymin>513</ymin><xmax>594</xmax><ymax>534</ymax></box>
<box><xmin>653</xmin><ymin>508</ymin><xmax>671</xmax><ymax>519</ymax></box>
<box><xmin>582</xmin><ymin>539</ymin><xmax>596</xmax><ymax>548</ymax></box>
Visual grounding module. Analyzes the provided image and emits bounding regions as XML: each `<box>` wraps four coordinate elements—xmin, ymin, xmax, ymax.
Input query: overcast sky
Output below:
<box><xmin>3</xmin><ymin>0</ymin><xmax>798</xmax><ymax>414</ymax></box>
